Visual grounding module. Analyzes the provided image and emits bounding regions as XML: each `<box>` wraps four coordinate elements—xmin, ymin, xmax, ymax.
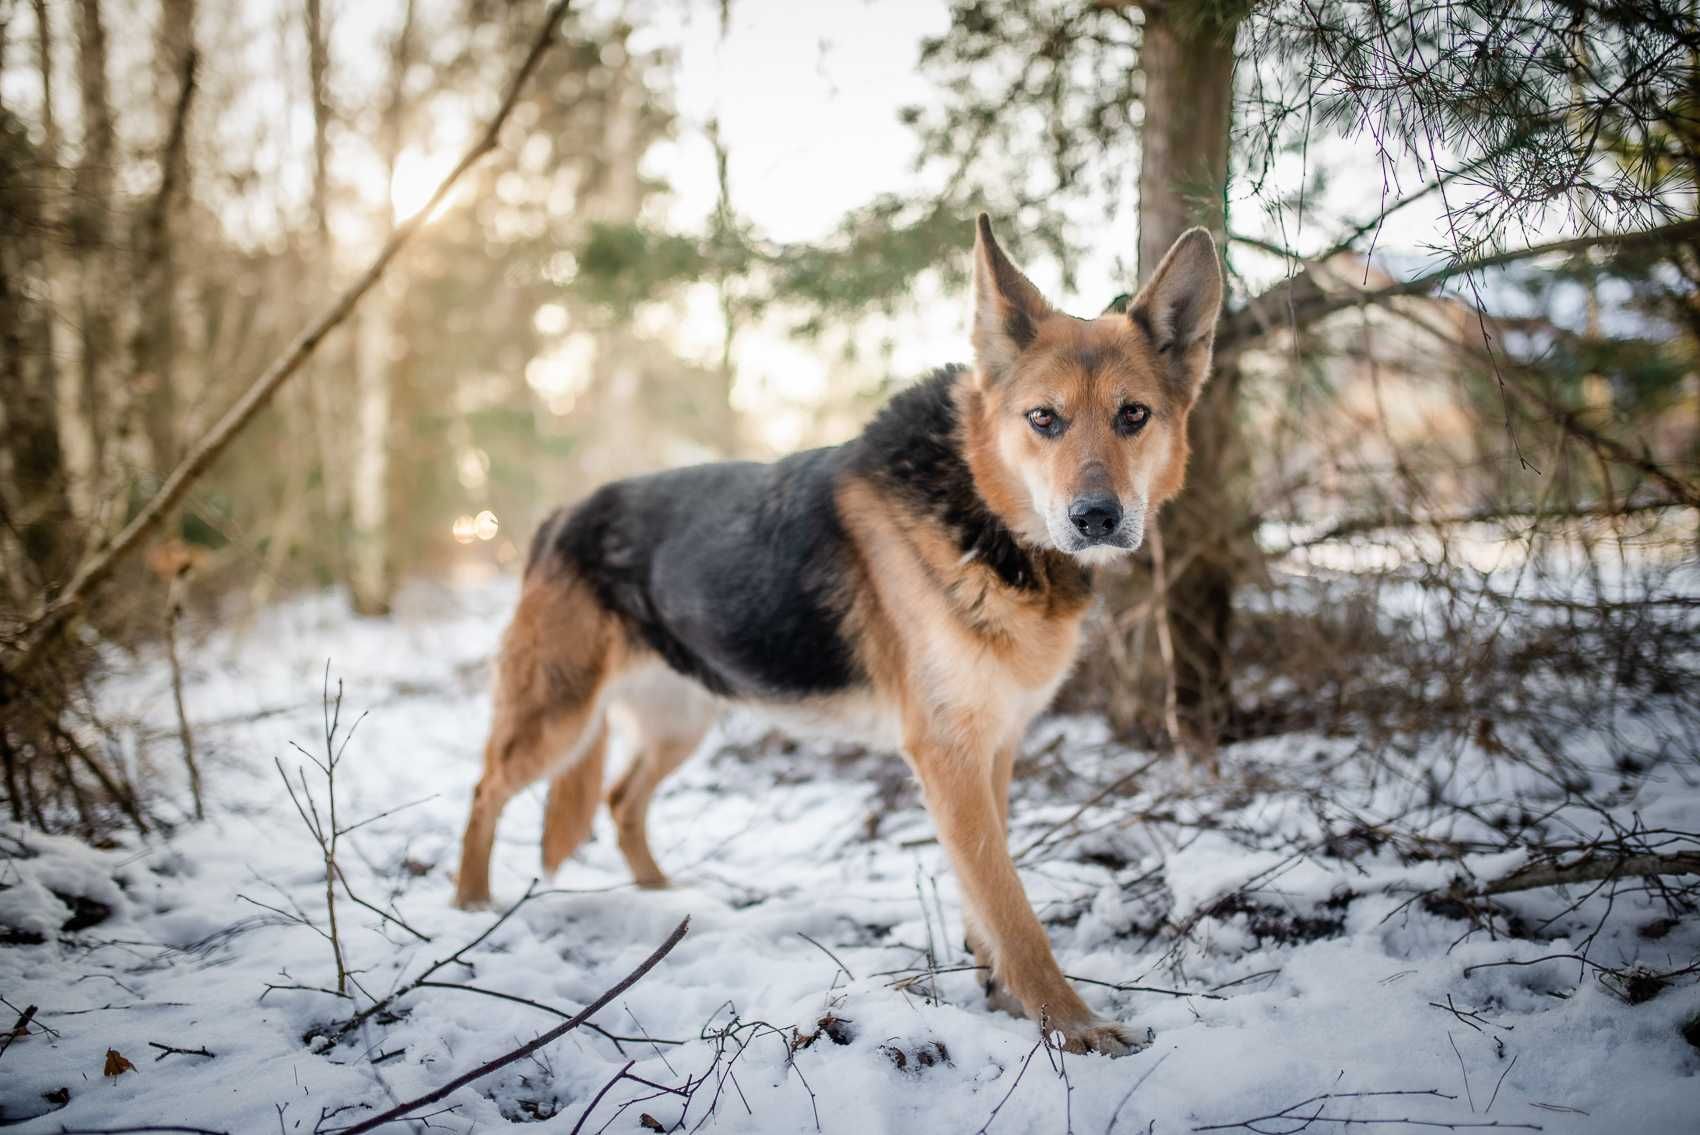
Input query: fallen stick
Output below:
<box><xmin>1467</xmin><ymin>850</ymin><xmax>1700</xmax><ymax>898</ymax></box>
<box><xmin>334</xmin><ymin>916</ymin><xmax>689</xmax><ymax>1135</ymax></box>
<box><xmin>148</xmin><ymin>1040</ymin><xmax>215</xmax><ymax>1061</ymax></box>
<box><xmin>1</xmin><ymin>0</ymin><xmax>575</xmax><ymax>686</ymax></box>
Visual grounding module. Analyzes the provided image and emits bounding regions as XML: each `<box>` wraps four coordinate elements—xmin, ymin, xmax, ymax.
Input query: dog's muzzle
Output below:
<box><xmin>1068</xmin><ymin>494</ymin><xmax>1122</xmax><ymax>542</ymax></box>
<box><xmin>1048</xmin><ymin>497</ymin><xmax>1145</xmax><ymax>559</ymax></box>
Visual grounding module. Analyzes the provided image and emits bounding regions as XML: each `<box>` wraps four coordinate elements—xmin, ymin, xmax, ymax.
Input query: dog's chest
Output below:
<box><xmin>922</xmin><ymin>597</ymin><xmax>1084</xmax><ymax>736</ymax></box>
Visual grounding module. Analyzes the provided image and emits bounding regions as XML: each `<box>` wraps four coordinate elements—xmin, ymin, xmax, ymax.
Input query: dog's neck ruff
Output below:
<box><xmin>851</xmin><ymin>366</ymin><xmax>1083</xmax><ymax>594</ymax></box>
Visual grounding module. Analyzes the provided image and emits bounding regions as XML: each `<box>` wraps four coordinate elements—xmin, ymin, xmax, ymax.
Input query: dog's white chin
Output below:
<box><xmin>1070</xmin><ymin>542</ymin><xmax>1139</xmax><ymax>567</ymax></box>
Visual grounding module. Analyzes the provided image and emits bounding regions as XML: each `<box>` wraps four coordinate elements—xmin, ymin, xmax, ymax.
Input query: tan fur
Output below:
<box><xmin>454</xmin><ymin>568</ymin><xmax>626</xmax><ymax>908</ymax></box>
<box><xmin>603</xmin><ymin>673</ymin><xmax>716</xmax><ymax>888</ymax></box>
<box><xmin>967</xmin><ymin>313</ymin><xmax>1193</xmax><ymax>541</ymax></box>
<box><xmin>540</xmin><ymin>717</ymin><xmax>607</xmax><ymax>875</ymax></box>
<box><xmin>454</xmin><ymin>220</ymin><xmax>1221</xmax><ymax>1056</ymax></box>
<box><xmin>835</xmin><ymin>475</ymin><xmax>1128</xmax><ymax>1051</ymax></box>
<box><xmin>606</xmin><ymin>734</ymin><xmax>698</xmax><ymax>888</ymax></box>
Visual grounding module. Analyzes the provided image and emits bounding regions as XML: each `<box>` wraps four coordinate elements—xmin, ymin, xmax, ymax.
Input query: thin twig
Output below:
<box><xmin>333</xmin><ymin>916</ymin><xmax>689</xmax><ymax>1135</ymax></box>
<box><xmin>148</xmin><ymin>1040</ymin><xmax>215</xmax><ymax>1061</ymax></box>
<box><xmin>1486</xmin><ymin>1054</ymin><xmax>1519</xmax><ymax>1115</ymax></box>
<box><xmin>162</xmin><ymin>568</ymin><xmax>201</xmax><ymax>819</ymax></box>
<box><xmin>796</xmin><ymin>932</ymin><xmax>856</xmax><ymax>982</ymax></box>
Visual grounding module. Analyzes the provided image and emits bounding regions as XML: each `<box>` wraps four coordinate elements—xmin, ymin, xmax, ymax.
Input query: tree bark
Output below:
<box><xmin>0</xmin><ymin>4</ymin><xmax>76</xmax><ymax>600</ymax></box>
<box><xmin>1133</xmin><ymin>2</ymin><xmax>1244</xmax><ymax>755</ymax></box>
<box><xmin>302</xmin><ymin>0</ymin><xmax>348</xmax><ymax>563</ymax></box>
<box><xmin>348</xmin><ymin>0</ymin><xmax>417</xmax><ymax>617</ymax></box>
<box><xmin>0</xmin><ymin>7</ymin><xmax>29</xmax><ymax>602</ymax></box>
<box><xmin>256</xmin><ymin>0</ymin><xmax>331</xmax><ymax>604</ymax></box>
<box><xmin>34</xmin><ymin>0</ymin><xmax>98</xmax><ymax>533</ymax></box>
<box><xmin>72</xmin><ymin>0</ymin><xmax>144</xmax><ymax>514</ymax></box>
<box><xmin>129</xmin><ymin>0</ymin><xmax>197</xmax><ymax>475</ymax></box>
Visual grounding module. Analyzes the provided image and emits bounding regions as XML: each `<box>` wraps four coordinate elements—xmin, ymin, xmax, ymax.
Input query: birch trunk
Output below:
<box><xmin>303</xmin><ymin>0</ymin><xmax>347</xmax><ymax>543</ymax></box>
<box><xmin>347</xmin><ymin>1</ymin><xmax>416</xmax><ymax>616</ymax></box>
<box><xmin>34</xmin><ymin>0</ymin><xmax>98</xmax><ymax>532</ymax></box>
<box><xmin>255</xmin><ymin>0</ymin><xmax>323</xmax><ymax>603</ymax></box>
<box><xmin>349</xmin><ymin>293</ymin><xmax>395</xmax><ymax>615</ymax></box>
<box><xmin>72</xmin><ymin>0</ymin><xmax>146</xmax><ymax>515</ymax></box>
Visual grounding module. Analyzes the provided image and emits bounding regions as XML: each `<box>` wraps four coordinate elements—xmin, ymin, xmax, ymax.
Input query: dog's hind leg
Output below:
<box><xmin>607</xmin><ymin>732</ymin><xmax>700</xmax><ymax>888</ymax></box>
<box><xmin>455</xmin><ymin>571</ymin><xmax>619</xmax><ymax>909</ymax></box>
<box><xmin>605</xmin><ymin>671</ymin><xmax>716</xmax><ymax>888</ymax></box>
<box><xmin>540</xmin><ymin>715</ymin><xmax>608</xmax><ymax>876</ymax></box>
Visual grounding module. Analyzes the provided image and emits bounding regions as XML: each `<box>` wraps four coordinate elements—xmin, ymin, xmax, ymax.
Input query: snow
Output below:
<box><xmin>2</xmin><ymin>576</ymin><xmax>1697</xmax><ymax>1133</ymax></box>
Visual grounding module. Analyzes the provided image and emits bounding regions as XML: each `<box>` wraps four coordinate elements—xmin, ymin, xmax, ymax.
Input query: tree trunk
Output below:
<box><xmin>255</xmin><ymin>0</ymin><xmax>333</xmax><ymax>604</ymax></box>
<box><xmin>1133</xmin><ymin>2</ymin><xmax>1245</xmax><ymax>755</ymax></box>
<box><xmin>34</xmin><ymin>0</ymin><xmax>98</xmax><ymax>534</ymax></box>
<box><xmin>129</xmin><ymin>0</ymin><xmax>197</xmax><ymax>476</ymax></box>
<box><xmin>0</xmin><ymin>8</ymin><xmax>32</xmax><ymax>603</ymax></box>
<box><xmin>350</xmin><ymin>295</ymin><xmax>396</xmax><ymax>615</ymax></box>
<box><xmin>2</xmin><ymin>5</ymin><xmax>77</xmax><ymax>601</ymax></box>
<box><xmin>348</xmin><ymin>0</ymin><xmax>416</xmax><ymax>617</ymax></box>
<box><xmin>72</xmin><ymin>0</ymin><xmax>144</xmax><ymax>516</ymax></box>
<box><xmin>302</xmin><ymin>0</ymin><xmax>347</xmax><ymax>554</ymax></box>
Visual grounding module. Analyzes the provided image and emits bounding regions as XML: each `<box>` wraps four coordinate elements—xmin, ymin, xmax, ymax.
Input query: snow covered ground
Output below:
<box><xmin>2</xmin><ymin>576</ymin><xmax>1697</xmax><ymax>1133</ymax></box>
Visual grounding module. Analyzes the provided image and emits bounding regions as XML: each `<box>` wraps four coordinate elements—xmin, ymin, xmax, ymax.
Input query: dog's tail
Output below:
<box><xmin>523</xmin><ymin>506</ymin><xmax>570</xmax><ymax>578</ymax></box>
<box><xmin>540</xmin><ymin>715</ymin><xmax>607</xmax><ymax>874</ymax></box>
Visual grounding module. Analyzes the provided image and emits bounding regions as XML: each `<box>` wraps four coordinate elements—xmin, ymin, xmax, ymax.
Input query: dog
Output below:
<box><xmin>454</xmin><ymin>215</ymin><xmax>1224</xmax><ymax>1055</ymax></box>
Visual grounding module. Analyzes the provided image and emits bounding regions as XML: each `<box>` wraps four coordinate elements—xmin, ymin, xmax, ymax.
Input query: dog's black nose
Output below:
<box><xmin>1068</xmin><ymin>495</ymin><xmax>1121</xmax><ymax>540</ymax></box>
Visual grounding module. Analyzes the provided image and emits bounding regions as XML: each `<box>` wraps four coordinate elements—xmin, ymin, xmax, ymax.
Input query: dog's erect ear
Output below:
<box><xmin>971</xmin><ymin>213</ymin><xmax>1051</xmax><ymax>385</ymax></box>
<box><xmin>1128</xmin><ymin>228</ymin><xmax>1224</xmax><ymax>405</ymax></box>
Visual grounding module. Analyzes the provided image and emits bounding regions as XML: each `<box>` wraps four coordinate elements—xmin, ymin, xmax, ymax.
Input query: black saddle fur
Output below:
<box><xmin>531</xmin><ymin>366</ymin><xmax>1055</xmax><ymax>700</ymax></box>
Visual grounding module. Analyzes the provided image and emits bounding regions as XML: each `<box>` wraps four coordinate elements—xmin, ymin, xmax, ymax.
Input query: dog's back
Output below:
<box><xmin>528</xmin><ymin>445</ymin><xmax>862</xmax><ymax>701</ymax></box>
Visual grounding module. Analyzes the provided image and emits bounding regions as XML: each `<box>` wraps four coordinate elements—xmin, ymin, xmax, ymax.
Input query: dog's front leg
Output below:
<box><xmin>965</xmin><ymin>738</ymin><xmax>1023</xmax><ymax>1016</ymax></box>
<box><xmin>908</xmin><ymin>731</ymin><xmax>1142</xmax><ymax>1056</ymax></box>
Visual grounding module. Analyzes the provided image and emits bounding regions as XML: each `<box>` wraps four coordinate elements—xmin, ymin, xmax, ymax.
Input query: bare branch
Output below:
<box><xmin>1218</xmin><ymin>216</ymin><xmax>1700</xmax><ymax>354</ymax></box>
<box><xmin>333</xmin><ymin>916</ymin><xmax>690</xmax><ymax>1135</ymax></box>
<box><xmin>1468</xmin><ymin>851</ymin><xmax>1700</xmax><ymax>898</ymax></box>
<box><xmin>2</xmin><ymin>0</ymin><xmax>576</xmax><ymax>684</ymax></box>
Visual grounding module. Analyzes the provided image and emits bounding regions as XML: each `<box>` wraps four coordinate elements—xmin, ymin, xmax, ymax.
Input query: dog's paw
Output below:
<box><xmin>985</xmin><ymin>980</ymin><xmax>1025</xmax><ymax>1018</ymax></box>
<box><xmin>452</xmin><ymin>889</ymin><xmax>493</xmax><ymax>912</ymax></box>
<box><xmin>1050</xmin><ymin>1018</ymin><xmax>1148</xmax><ymax>1057</ymax></box>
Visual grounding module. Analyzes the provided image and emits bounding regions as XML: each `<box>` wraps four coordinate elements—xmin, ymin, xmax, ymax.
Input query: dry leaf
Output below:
<box><xmin>103</xmin><ymin>1048</ymin><xmax>136</xmax><ymax>1077</ymax></box>
<box><xmin>639</xmin><ymin>1114</ymin><xmax>664</xmax><ymax>1132</ymax></box>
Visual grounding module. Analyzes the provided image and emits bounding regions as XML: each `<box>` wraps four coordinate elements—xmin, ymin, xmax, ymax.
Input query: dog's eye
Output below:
<box><xmin>1116</xmin><ymin>402</ymin><xmax>1151</xmax><ymax>436</ymax></box>
<box><xmin>1026</xmin><ymin>407</ymin><xmax>1061</xmax><ymax>436</ymax></box>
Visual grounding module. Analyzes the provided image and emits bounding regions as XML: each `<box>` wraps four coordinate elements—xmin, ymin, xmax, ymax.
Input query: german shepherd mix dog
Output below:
<box><xmin>455</xmin><ymin>216</ymin><xmax>1224</xmax><ymax>1055</ymax></box>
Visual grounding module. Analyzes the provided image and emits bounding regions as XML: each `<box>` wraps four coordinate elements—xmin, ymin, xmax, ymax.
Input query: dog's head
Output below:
<box><xmin>962</xmin><ymin>214</ymin><xmax>1223</xmax><ymax>564</ymax></box>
